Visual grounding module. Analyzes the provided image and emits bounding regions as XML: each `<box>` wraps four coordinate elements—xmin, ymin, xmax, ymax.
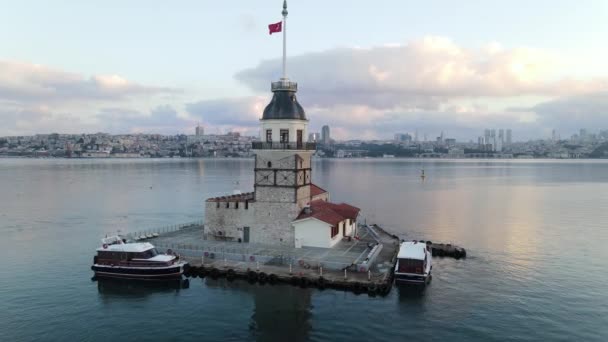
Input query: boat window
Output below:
<box><xmin>397</xmin><ymin>258</ymin><xmax>424</xmax><ymax>274</ymax></box>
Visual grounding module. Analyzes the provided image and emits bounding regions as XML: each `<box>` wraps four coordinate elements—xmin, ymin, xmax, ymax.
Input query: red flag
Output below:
<box><xmin>268</xmin><ymin>21</ymin><xmax>282</xmax><ymax>35</ymax></box>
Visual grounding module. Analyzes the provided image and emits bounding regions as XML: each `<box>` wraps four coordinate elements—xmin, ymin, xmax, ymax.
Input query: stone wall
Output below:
<box><xmin>204</xmin><ymin>200</ymin><xmax>301</xmax><ymax>246</ymax></box>
<box><xmin>250</xmin><ymin>201</ymin><xmax>300</xmax><ymax>246</ymax></box>
<box><xmin>204</xmin><ymin>201</ymin><xmax>255</xmax><ymax>241</ymax></box>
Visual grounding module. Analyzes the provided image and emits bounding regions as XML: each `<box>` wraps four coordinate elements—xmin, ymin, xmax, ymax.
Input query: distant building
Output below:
<box><xmin>321</xmin><ymin>125</ymin><xmax>330</xmax><ymax>145</ymax></box>
<box><xmin>506</xmin><ymin>129</ymin><xmax>512</xmax><ymax>145</ymax></box>
<box><xmin>308</xmin><ymin>132</ymin><xmax>320</xmax><ymax>142</ymax></box>
<box><xmin>196</xmin><ymin>124</ymin><xmax>204</xmax><ymax>136</ymax></box>
<box><xmin>580</xmin><ymin>129</ymin><xmax>588</xmax><ymax>141</ymax></box>
<box><xmin>394</xmin><ymin>133</ymin><xmax>412</xmax><ymax>142</ymax></box>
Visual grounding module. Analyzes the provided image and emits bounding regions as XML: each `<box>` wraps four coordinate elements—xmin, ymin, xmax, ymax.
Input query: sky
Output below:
<box><xmin>1</xmin><ymin>0</ymin><xmax>608</xmax><ymax>141</ymax></box>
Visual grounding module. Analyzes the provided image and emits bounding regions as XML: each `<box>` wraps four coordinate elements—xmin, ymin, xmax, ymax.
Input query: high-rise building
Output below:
<box><xmin>321</xmin><ymin>125</ymin><xmax>330</xmax><ymax>144</ymax></box>
<box><xmin>195</xmin><ymin>124</ymin><xmax>204</xmax><ymax>136</ymax></box>
<box><xmin>497</xmin><ymin>129</ymin><xmax>504</xmax><ymax>151</ymax></box>
<box><xmin>506</xmin><ymin>129</ymin><xmax>512</xmax><ymax>145</ymax></box>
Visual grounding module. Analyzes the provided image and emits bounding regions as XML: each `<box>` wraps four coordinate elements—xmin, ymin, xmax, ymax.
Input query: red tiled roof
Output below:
<box><xmin>310</xmin><ymin>183</ymin><xmax>328</xmax><ymax>197</ymax></box>
<box><xmin>295</xmin><ymin>200</ymin><xmax>360</xmax><ymax>226</ymax></box>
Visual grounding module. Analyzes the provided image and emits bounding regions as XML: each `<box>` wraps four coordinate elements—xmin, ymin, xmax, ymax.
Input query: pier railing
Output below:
<box><xmin>151</xmin><ymin>241</ymin><xmax>389</xmax><ymax>275</ymax></box>
<box><xmin>126</xmin><ymin>220</ymin><xmax>203</xmax><ymax>240</ymax></box>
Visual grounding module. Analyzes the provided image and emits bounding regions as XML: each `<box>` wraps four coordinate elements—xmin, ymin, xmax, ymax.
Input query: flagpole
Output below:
<box><xmin>282</xmin><ymin>0</ymin><xmax>288</xmax><ymax>81</ymax></box>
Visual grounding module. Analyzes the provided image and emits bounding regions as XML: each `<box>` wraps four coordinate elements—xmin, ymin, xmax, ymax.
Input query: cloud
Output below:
<box><xmin>528</xmin><ymin>91</ymin><xmax>608</xmax><ymax>133</ymax></box>
<box><xmin>186</xmin><ymin>96</ymin><xmax>267</xmax><ymax>126</ymax></box>
<box><xmin>236</xmin><ymin>36</ymin><xmax>608</xmax><ymax>111</ymax></box>
<box><xmin>0</xmin><ymin>60</ymin><xmax>179</xmax><ymax>104</ymax></box>
<box><xmin>0</xmin><ymin>60</ymin><xmax>184</xmax><ymax>136</ymax></box>
<box><xmin>92</xmin><ymin>105</ymin><xmax>195</xmax><ymax>134</ymax></box>
<box><xmin>3</xmin><ymin>37</ymin><xmax>608</xmax><ymax>140</ymax></box>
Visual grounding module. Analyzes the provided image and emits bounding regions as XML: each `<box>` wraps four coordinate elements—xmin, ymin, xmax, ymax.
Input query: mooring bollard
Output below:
<box><xmin>201</xmin><ymin>256</ymin><xmax>204</xmax><ymax>266</ymax></box>
<box><xmin>320</xmin><ymin>266</ymin><xmax>323</xmax><ymax>277</ymax></box>
<box><xmin>289</xmin><ymin>263</ymin><xmax>292</xmax><ymax>275</ymax></box>
<box><xmin>368</xmin><ymin>270</ymin><xmax>371</xmax><ymax>281</ymax></box>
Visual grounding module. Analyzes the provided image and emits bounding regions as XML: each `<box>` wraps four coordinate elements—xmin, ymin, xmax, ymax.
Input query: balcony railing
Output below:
<box><xmin>271</xmin><ymin>81</ymin><xmax>298</xmax><ymax>92</ymax></box>
<box><xmin>252</xmin><ymin>142</ymin><xmax>316</xmax><ymax>150</ymax></box>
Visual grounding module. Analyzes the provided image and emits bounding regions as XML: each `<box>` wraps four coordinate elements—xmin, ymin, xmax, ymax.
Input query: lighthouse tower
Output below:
<box><xmin>205</xmin><ymin>1</ymin><xmax>360</xmax><ymax>248</ymax></box>
<box><xmin>250</xmin><ymin>0</ymin><xmax>315</xmax><ymax>244</ymax></box>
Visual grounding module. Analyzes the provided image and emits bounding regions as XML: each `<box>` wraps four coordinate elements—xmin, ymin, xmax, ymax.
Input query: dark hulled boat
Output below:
<box><xmin>91</xmin><ymin>236</ymin><xmax>189</xmax><ymax>280</ymax></box>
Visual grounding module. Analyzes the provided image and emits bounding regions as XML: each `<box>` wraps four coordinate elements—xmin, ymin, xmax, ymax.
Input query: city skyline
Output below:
<box><xmin>2</xmin><ymin>1</ymin><xmax>608</xmax><ymax>140</ymax></box>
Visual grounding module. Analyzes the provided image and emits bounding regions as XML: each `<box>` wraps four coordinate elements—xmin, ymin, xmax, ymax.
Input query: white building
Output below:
<box><xmin>293</xmin><ymin>200</ymin><xmax>359</xmax><ymax>248</ymax></box>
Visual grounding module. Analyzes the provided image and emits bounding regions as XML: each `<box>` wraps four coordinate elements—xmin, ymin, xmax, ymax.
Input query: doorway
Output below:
<box><xmin>297</xmin><ymin>130</ymin><xmax>303</xmax><ymax>148</ymax></box>
<box><xmin>243</xmin><ymin>226</ymin><xmax>250</xmax><ymax>243</ymax></box>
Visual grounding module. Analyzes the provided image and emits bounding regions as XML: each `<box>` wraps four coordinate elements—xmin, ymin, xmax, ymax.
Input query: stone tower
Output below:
<box><xmin>253</xmin><ymin>80</ymin><xmax>313</xmax><ymax>207</ymax></box>
<box><xmin>204</xmin><ymin>0</ymin><xmax>318</xmax><ymax>246</ymax></box>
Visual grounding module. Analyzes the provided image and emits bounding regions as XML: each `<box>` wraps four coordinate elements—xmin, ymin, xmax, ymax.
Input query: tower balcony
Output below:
<box><xmin>271</xmin><ymin>81</ymin><xmax>298</xmax><ymax>92</ymax></box>
<box><xmin>252</xmin><ymin>142</ymin><xmax>316</xmax><ymax>151</ymax></box>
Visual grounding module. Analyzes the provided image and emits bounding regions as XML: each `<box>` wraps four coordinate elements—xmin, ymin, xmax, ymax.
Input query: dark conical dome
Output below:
<box><xmin>262</xmin><ymin>89</ymin><xmax>307</xmax><ymax>120</ymax></box>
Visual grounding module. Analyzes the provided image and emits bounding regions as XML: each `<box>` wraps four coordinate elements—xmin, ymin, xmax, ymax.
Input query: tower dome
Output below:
<box><xmin>262</xmin><ymin>81</ymin><xmax>306</xmax><ymax>120</ymax></box>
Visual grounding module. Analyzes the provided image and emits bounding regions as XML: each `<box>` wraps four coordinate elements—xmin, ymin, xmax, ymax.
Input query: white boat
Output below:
<box><xmin>394</xmin><ymin>240</ymin><xmax>432</xmax><ymax>285</ymax></box>
<box><xmin>91</xmin><ymin>235</ymin><xmax>189</xmax><ymax>280</ymax></box>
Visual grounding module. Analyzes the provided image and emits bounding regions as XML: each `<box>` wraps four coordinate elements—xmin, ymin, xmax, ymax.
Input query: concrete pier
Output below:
<box><xmin>127</xmin><ymin>222</ymin><xmax>466</xmax><ymax>294</ymax></box>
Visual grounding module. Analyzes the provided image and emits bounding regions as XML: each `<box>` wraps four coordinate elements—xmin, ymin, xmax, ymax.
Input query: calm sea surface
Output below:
<box><xmin>1</xmin><ymin>158</ymin><xmax>607</xmax><ymax>341</ymax></box>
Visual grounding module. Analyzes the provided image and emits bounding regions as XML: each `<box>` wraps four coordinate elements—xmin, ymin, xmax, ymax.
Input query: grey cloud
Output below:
<box><xmin>186</xmin><ymin>97</ymin><xmax>264</xmax><ymax>127</ymax></box>
<box><xmin>0</xmin><ymin>60</ymin><xmax>180</xmax><ymax>105</ymax></box>
<box><xmin>531</xmin><ymin>91</ymin><xmax>608</xmax><ymax>134</ymax></box>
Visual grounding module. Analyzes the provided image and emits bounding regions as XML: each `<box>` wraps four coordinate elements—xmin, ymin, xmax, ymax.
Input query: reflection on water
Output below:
<box><xmin>205</xmin><ymin>278</ymin><xmax>312</xmax><ymax>341</ymax></box>
<box><xmin>96</xmin><ymin>278</ymin><xmax>189</xmax><ymax>299</ymax></box>
<box><xmin>396</xmin><ymin>283</ymin><xmax>428</xmax><ymax>302</ymax></box>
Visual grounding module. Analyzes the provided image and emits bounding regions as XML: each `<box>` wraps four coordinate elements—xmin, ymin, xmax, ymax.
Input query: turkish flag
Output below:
<box><xmin>268</xmin><ymin>21</ymin><xmax>282</xmax><ymax>35</ymax></box>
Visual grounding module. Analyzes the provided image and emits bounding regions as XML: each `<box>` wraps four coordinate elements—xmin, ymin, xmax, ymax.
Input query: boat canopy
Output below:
<box><xmin>397</xmin><ymin>241</ymin><xmax>427</xmax><ymax>260</ymax></box>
